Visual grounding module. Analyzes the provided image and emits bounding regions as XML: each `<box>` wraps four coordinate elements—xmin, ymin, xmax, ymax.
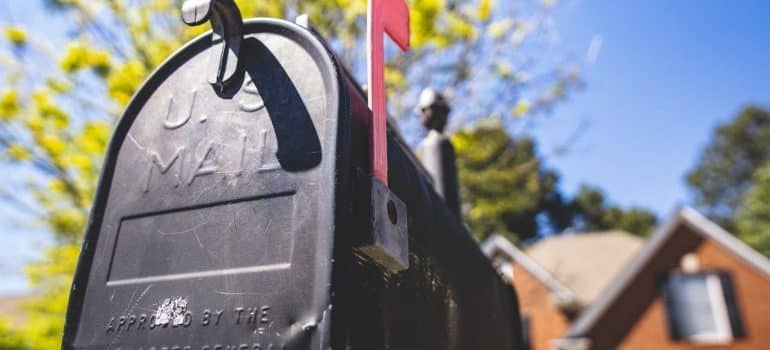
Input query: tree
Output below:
<box><xmin>0</xmin><ymin>0</ymin><xmax>581</xmax><ymax>347</ymax></box>
<box><xmin>0</xmin><ymin>321</ymin><xmax>25</xmax><ymax>350</ymax></box>
<box><xmin>686</xmin><ymin>105</ymin><xmax>770</xmax><ymax>230</ymax></box>
<box><xmin>452</xmin><ymin>122</ymin><xmax>657</xmax><ymax>242</ymax></box>
<box><xmin>452</xmin><ymin>119</ymin><xmax>563</xmax><ymax>242</ymax></box>
<box><xmin>736</xmin><ymin>164</ymin><xmax>770</xmax><ymax>258</ymax></box>
<box><xmin>571</xmin><ymin>185</ymin><xmax>657</xmax><ymax>237</ymax></box>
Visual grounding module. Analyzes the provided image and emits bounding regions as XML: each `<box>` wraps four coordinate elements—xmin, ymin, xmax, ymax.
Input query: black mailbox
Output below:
<box><xmin>63</xmin><ymin>9</ymin><xmax>522</xmax><ymax>350</ymax></box>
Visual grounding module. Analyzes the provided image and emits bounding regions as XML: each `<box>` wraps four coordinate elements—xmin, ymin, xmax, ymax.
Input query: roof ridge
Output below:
<box><xmin>679</xmin><ymin>207</ymin><xmax>770</xmax><ymax>278</ymax></box>
<box><xmin>529</xmin><ymin>230</ymin><xmax>642</xmax><ymax>245</ymax></box>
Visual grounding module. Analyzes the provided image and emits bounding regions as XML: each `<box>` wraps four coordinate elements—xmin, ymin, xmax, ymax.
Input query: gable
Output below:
<box><xmin>616</xmin><ymin>237</ymin><xmax>770</xmax><ymax>349</ymax></box>
<box><xmin>566</xmin><ymin>207</ymin><xmax>770</xmax><ymax>349</ymax></box>
<box><xmin>572</xmin><ymin>225</ymin><xmax>703</xmax><ymax>348</ymax></box>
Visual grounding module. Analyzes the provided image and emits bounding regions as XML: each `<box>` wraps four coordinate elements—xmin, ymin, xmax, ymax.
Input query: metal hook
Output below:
<box><xmin>181</xmin><ymin>0</ymin><xmax>243</xmax><ymax>90</ymax></box>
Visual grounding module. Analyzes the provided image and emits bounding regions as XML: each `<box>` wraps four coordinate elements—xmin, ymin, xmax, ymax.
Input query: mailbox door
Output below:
<box><xmin>63</xmin><ymin>19</ymin><xmax>346</xmax><ymax>350</ymax></box>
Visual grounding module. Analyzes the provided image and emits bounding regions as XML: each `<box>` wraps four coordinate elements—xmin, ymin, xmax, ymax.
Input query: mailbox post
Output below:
<box><xmin>62</xmin><ymin>1</ymin><xmax>522</xmax><ymax>349</ymax></box>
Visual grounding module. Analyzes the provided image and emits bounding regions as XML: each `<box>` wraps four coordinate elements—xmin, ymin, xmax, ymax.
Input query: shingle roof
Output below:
<box><xmin>481</xmin><ymin>235</ymin><xmax>579</xmax><ymax>305</ymax></box>
<box><xmin>526</xmin><ymin>230</ymin><xmax>644</xmax><ymax>305</ymax></box>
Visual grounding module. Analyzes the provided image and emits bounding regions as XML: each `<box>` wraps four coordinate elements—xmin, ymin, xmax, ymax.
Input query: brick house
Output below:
<box><xmin>482</xmin><ymin>207</ymin><xmax>770</xmax><ymax>350</ymax></box>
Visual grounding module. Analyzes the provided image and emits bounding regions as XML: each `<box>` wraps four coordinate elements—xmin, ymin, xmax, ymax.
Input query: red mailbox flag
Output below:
<box><xmin>367</xmin><ymin>0</ymin><xmax>410</xmax><ymax>186</ymax></box>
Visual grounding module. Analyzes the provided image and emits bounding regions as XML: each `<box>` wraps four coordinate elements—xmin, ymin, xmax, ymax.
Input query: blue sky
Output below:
<box><xmin>533</xmin><ymin>0</ymin><xmax>770</xmax><ymax>218</ymax></box>
<box><xmin>1</xmin><ymin>0</ymin><xmax>769</xmax><ymax>294</ymax></box>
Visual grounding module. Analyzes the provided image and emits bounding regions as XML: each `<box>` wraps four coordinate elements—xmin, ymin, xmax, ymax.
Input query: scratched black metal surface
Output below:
<box><xmin>331</xmin><ymin>70</ymin><xmax>522</xmax><ymax>350</ymax></box>
<box><xmin>63</xmin><ymin>18</ymin><xmax>521</xmax><ymax>350</ymax></box>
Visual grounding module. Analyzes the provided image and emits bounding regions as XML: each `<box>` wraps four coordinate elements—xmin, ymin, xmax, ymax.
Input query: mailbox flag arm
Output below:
<box><xmin>367</xmin><ymin>0</ymin><xmax>410</xmax><ymax>185</ymax></box>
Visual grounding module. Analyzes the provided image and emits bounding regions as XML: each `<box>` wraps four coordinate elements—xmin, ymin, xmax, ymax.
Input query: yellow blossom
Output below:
<box><xmin>47</xmin><ymin>209</ymin><xmax>86</xmax><ymax>240</ymax></box>
<box><xmin>107</xmin><ymin>60</ymin><xmax>147</xmax><ymax>105</ymax></box>
<box><xmin>59</xmin><ymin>42</ymin><xmax>112</xmax><ymax>75</ymax></box>
<box><xmin>410</xmin><ymin>0</ymin><xmax>444</xmax><ymax>47</ymax></box>
<box><xmin>513</xmin><ymin>99</ymin><xmax>530</xmax><ymax>117</ymax></box>
<box><xmin>49</xmin><ymin>179</ymin><xmax>67</xmax><ymax>193</ymax></box>
<box><xmin>6</xmin><ymin>144</ymin><xmax>30</xmax><ymax>160</ymax></box>
<box><xmin>32</xmin><ymin>91</ymin><xmax>69</xmax><ymax>128</ymax></box>
<box><xmin>75</xmin><ymin>121</ymin><xmax>110</xmax><ymax>154</ymax></box>
<box><xmin>65</xmin><ymin>154</ymin><xmax>93</xmax><ymax>173</ymax></box>
<box><xmin>488</xmin><ymin>19</ymin><xmax>513</xmax><ymax>39</ymax></box>
<box><xmin>40</xmin><ymin>133</ymin><xmax>66</xmax><ymax>157</ymax></box>
<box><xmin>448</xmin><ymin>14</ymin><xmax>475</xmax><ymax>40</ymax></box>
<box><xmin>477</xmin><ymin>0</ymin><xmax>493</xmax><ymax>21</ymax></box>
<box><xmin>25</xmin><ymin>115</ymin><xmax>44</xmax><ymax>133</ymax></box>
<box><xmin>0</xmin><ymin>90</ymin><xmax>19</xmax><ymax>120</ymax></box>
<box><xmin>385</xmin><ymin>65</ymin><xmax>406</xmax><ymax>90</ymax></box>
<box><xmin>3</xmin><ymin>26</ymin><xmax>27</xmax><ymax>46</ymax></box>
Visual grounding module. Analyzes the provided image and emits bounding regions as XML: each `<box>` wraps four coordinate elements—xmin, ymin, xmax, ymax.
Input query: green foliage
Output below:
<box><xmin>571</xmin><ymin>185</ymin><xmax>657</xmax><ymax>237</ymax></box>
<box><xmin>687</xmin><ymin>105</ymin><xmax>770</xmax><ymax>230</ymax></box>
<box><xmin>0</xmin><ymin>0</ymin><xmax>580</xmax><ymax>347</ymax></box>
<box><xmin>453</xmin><ymin>120</ymin><xmax>560</xmax><ymax>242</ymax></box>
<box><xmin>736</xmin><ymin>164</ymin><xmax>770</xmax><ymax>258</ymax></box>
<box><xmin>12</xmin><ymin>244</ymin><xmax>81</xmax><ymax>350</ymax></box>
<box><xmin>453</xmin><ymin>122</ymin><xmax>657</xmax><ymax>242</ymax></box>
<box><xmin>0</xmin><ymin>320</ymin><xmax>25</xmax><ymax>350</ymax></box>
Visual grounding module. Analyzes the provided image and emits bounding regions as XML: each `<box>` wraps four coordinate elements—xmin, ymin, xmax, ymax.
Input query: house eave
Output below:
<box><xmin>481</xmin><ymin>234</ymin><xmax>581</xmax><ymax>307</ymax></box>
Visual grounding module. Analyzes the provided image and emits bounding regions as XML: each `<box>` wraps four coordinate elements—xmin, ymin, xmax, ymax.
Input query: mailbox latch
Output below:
<box><xmin>352</xmin><ymin>170</ymin><xmax>409</xmax><ymax>274</ymax></box>
<box><xmin>181</xmin><ymin>0</ymin><xmax>243</xmax><ymax>90</ymax></box>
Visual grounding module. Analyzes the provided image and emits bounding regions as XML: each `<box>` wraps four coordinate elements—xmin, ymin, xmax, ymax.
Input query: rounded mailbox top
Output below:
<box><xmin>64</xmin><ymin>18</ymin><xmax>346</xmax><ymax>350</ymax></box>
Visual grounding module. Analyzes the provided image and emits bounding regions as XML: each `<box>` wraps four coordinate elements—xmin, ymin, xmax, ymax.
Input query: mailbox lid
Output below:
<box><xmin>64</xmin><ymin>18</ymin><xmax>347</xmax><ymax>350</ymax></box>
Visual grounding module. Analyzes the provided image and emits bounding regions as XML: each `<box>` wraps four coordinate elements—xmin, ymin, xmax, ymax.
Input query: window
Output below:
<box><xmin>662</xmin><ymin>272</ymin><xmax>744</xmax><ymax>344</ymax></box>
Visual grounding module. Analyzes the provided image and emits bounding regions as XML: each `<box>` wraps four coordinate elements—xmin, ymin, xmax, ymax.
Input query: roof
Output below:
<box><xmin>567</xmin><ymin>206</ymin><xmax>770</xmax><ymax>337</ymax></box>
<box><xmin>526</xmin><ymin>230</ymin><xmax>644</xmax><ymax>305</ymax></box>
<box><xmin>481</xmin><ymin>235</ymin><xmax>579</xmax><ymax>304</ymax></box>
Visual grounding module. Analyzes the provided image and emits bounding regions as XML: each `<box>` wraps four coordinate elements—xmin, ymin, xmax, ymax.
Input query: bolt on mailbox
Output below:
<box><xmin>62</xmin><ymin>1</ymin><xmax>523</xmax><ymax>349</ymax></box>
